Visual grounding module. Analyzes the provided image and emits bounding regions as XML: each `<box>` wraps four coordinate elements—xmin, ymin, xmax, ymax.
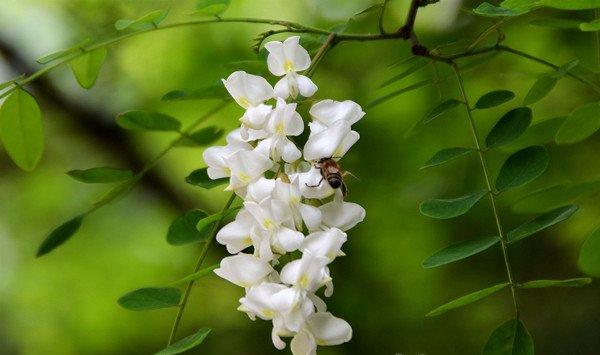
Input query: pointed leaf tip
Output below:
<box><xmin>422</xmin><ymin>235</ymin><xmax>499</xmax><ymax>268</ymax></box>
<box><xmin>155</xmin><ymin>328</ymin><xmax>212</xmax><ymax>355</ymax></box>
<box><xmin>495</xmin><ymin>146</ymin><xmax>548</xmax><ymax>191</ymax></box>
<box><xmin>420</xmin><ymin>190</ymin><xmax>488</xmax><ymax>219</ymax></box>
<box><xmin>118</xmin><ymin>287</ymin><xmax>181</xmax><ymax>311</ymax></box>
<box><xmin>37</xmin><ymin>215</ymin><xmax>85</xmax><ymax>257</ymax></box>
<box><xmin>483</xmin><ymin>319</ymin><xmax>534</xmax><ymax>355</ymax></box>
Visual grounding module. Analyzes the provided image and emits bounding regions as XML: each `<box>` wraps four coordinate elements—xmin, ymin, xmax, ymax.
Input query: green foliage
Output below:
<box><xmin>422</xmin><ymin>236</ymin><xmax>499</xmax><ymax>268</ymax></box>
<box><xmin>161</xmin><ymin>82</ymin><xmax>229</xmax><ymax>101</ymax></box>
<box><xmin>483</xmin><ymin>319</ymin><xmax>534</xmax><ymax>355</ymax></box>
<box><xmin>420</xmin><ymin>147</ymin><xmax>475</xmax><ymax>169</ymax></box>
<box><xmin>519</xmin><ymin>278</ymin><xmax>591</xmax><ymax>288</ymax></box>
<box><xmin>579</xmin><ymin>227</ymin><xmax>600</xmax><ymax>277</ymax></box>
<box><xmin>427</xmin><ymin>283</ymin><xmax>508</xmax><ymax>316</ymax></box>
<box><xmin>495</xmin><ymin>146</ymin><xmax>548</xmax><ymax>191</ymax></box>
<box><xmin>167</xmin><ymin>210</ymin><xmax>211</xmax><ymax>245</ymax></box>
<box><xmin>36</xmin><ymin>38</ymin><xmax>91</xmax><ymax>64</ymax></box>
<box><xmin>68</xmin><ymin>47</ymin><xmax>107</xmax><ymax>89</ymax></box>
<box><xmin>475</xmin><ymin>90</ymin><xmax>515</xmax><ymax>109</ymax></box>
<box><xmin>195</xmin><ymin>0</ymin><xmax>231</xmax><ymax>16</ymax></box>
<box><xmin>473</xmin><ymin>2</ymin><xmax>528</xmax><ymax>17</ymax></box>
<box><xmin>36</xmin><ymin>215</ymin><xmax>84</xmax><ymax>257</ymax></box>
<box><xmin>118</xmin><ymin>287</ymin><xmax>181</xmax><ymax>311</ymax></box>
<box><xmin>176</xmin><ymin>126</ymin><xmax>224</xmax><ymax>147</ymax></box>
<box><xmin>116</xmin><ymin>111</ymin><xmax>181</xmax><ymax>132</ymax></box>
<box><xmin>580</xmin><ymin>19</ymin><xmax>600</xmax><ymax>31</ymax></box>
<box><xmin>513</xmin><ymin>180</ymin><xmax>600</xmax><ymax>213</ymax></box>
<box><xmin>555</xmin><ymin>102</ymin><xmax>600</xmax><ymax>144</ymax></box>
<box><xmin>504</xmin><ymin>116</ymin><xmax>565</xmax><ymax>151</ymax></box>
<box><xmin>156</xmin><ymin>328</ymin><xmax>211</xmax><ymax>355</ymax></box>
<box><xmin>115</xmin><ymin>9</ymin><xmax>169</xmax><ymax>31</ymax></box>
<box><xmin>523</xmin><ymin>75</ymin><xmax>557</xmax><ymax>106</ymax></box>
<box><xmin>0</xmin><ymin>88</ymin><xmax>44</xmax><ymax>171</ymax></box>
<box><xmin>67</xmin><ymin>167</ymin><xmax>134</xmax><ymax>183</ymax></box>
<box><xmin>172</xmin><ymin>264</ymin><xmax>218</xmax><ymax>285</ymax></box>
<box><xmin>196</xmin><ymin>208</ymin><xmax>240</xmax><ymax>233</ymax></box>
<box><xmin>185</xmin><ymin>168</ymin><xmax>228</xmax><ymax>188</ymax></box>
<box><xmin>529</xmin><ymin>19</ymin><xmax>582</xmax><ymax>29</ymax></box>
<box><xmin>475</xmin><ymin>0</ymin><xmax>600</xmax><ymax>18</ymax></box>
<box><xmin>379</xmin><ymin>58</ymin><xmax>429</xmax><ymax>88</ymax></box>
<box><xmin>420</xmin><ymin>190</ymin><xmax>488</xmax><ymax>219</ymax></box>
<box><xmin>485</xmin><ymin>107</ymin><xmax>532</xmax><ymax>148</ymax></box>
<box><xmin>507</xmin><ymin>205</ymin><xmax>578</xmax><ymax>243</ymax></box>
<box><xmin>420</xmin><ymin>99</ymin><xmax>461</xmax><ymax>125</ymax></box>
<box><xmin>368</xmin><ymin>79</ymin><xmax>433</xmax><ymax>108</ymax></box>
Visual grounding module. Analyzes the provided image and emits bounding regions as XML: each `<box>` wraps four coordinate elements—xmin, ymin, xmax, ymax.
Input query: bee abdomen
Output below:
<box><xmin>327</xmin><ymin>174</ymin><xmax>343</xmax><ymax>189</ymax></box>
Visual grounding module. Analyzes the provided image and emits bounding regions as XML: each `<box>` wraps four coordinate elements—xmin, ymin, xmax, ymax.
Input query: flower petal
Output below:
<box><xmin>214</xmin><ymin>253</ymin><xmax>274</xmax><ymax>287</ymax></box>
<box><xmin>319</xmin><ymin>200</ymin><xmax>366</xmax><ymax>231</ymax></box>
<box><xmin>297</xmin><ymin>75</ymin><xmax>318</xmax><ymax>98</ymax></box>
<box><xmin>306</xmin><ymin>312</ymin><xmax>352</xmax><ymax>346</ymax></box>
<box><xmin>303</xmin><ymin>120</ymin><xmax>351</xmax><ymax>161</ymax></box>
<box><xmin>309</xmin><ymin>99</ymin><xmax>365</xmax><ymax>127</ymax></box>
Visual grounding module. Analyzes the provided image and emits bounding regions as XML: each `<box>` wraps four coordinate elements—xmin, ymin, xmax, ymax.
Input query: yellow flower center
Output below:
<box><xmin>284</xmin><ymin>60</ymin><xmax>295</xmax><ymax>72</ymax></box>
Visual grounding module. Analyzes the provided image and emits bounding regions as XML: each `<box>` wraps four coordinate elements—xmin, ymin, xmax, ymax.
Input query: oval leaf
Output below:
<box><xmin>555</xmin><ymin>102</ymin><xmax>600</xmax><ymax>144</ymax></box>
<box><xmin>483</xmin><ymin>319</ymin><xmax>534</xmax><ymax>355</ymax></box>
<box><xmin>172</xmin><ymin>264</ymin><xmax>218</xmax><ymax>285</ymax></box>
<box><xmin>67</xmin><ymin>167</ymin><xmax>134</xmax><ymax>183</ymax></box>
<box><xmin>156</xmin><ymin>328</ymin><xmax>212</xmax><ymax>355</ymax></box>
<box><xmin>523</xmin><ymin>75</ymin><xmax>557</xmax><ymax>106</ymax></box>
<box><xmin>513</xmin><ymin>180</ymin><xmax>600</xmax><ymax>213</ymax></box>
<box><xmin>69</xmin><ymin>47</ymin><xmax>107</xmax><ymax>89</ymax></box>
<box><xmin>495</xmin><ymin>146</ymin><xmax>548</xmax><ymax>191</ymax></box>
<box><xmin>423</xmin><ymin>235</ymin><xmax>499</xmax><ymax>268</ymax></box>
<box><xmin>162</xmin><ymin>81</ymin><xmax>229</xmax><ymax>101</ymax></box>
<box><xmin>115</xmin><ymin>9</ymin><xmax>169</xmax><ymax>31</ymax></box>
<box><xmin>37</xmin><ymin>38</ymin><xmax>91</xmax><ymax>64</ymax></box>
<box><xmin>116</xmin><ymin>111</ymin><xmax>181</xmax><ymax>132</ymax></box>
<box><xmin>420</xmin><ymin>147</ymin><xmax>475</xmax><ymax>169</ymax></box>
<box><xmin>475</xmin><ymin>90</ymin><xmax>515</xmax><ymax>109</ymax></box>
<box><xmin>519</xmin><ymin>278</ymin><xmax>591</xmax><ymax>289</ymax></box>
<box><xmin>421</xmin><ymin>99</ymin><xmax>461</xmax><ymax>125</ymax></box>
<box><xmin>579</xmin><ymin>227</ymin><xmax>600</xmax><ymax>277</ymax></box>
<box><xmin>37</xmin><ymin>215</ymin><xmax>84</xmax><ymax>257</ymax></box>
<box><xmin>167</xmin><ymin>210</ymin><xmax>211</xmax><ymax>245</ymax></box>
<box><xmin>507</xmin><ymin>205</ymin><xmax>578</xmax><ymax>243</ymax></box>
<box><xmin>0</xmin><ymin>89</ymin><xmax>44</xmax><ymax>171</ymax></box>
<box><xmin>473</xmin><ymin>3</ymin><xmax>528</xmax><ymax>17</ymax></box>
<box><xmin>427</xmin><ymin>283</ymin><xmax>508</xmax><ymax>317</ymax></box>
<box><xmin>196</xmin><ymin>0</ymin><xmax>231</xmax><ymax>16</ymax></box>
<box><xmin>420</xmin><ymin>190</ymin><xmax>488</xmax><ymax>219</ymax></box>
<box><xmin>185</xmin><ymin>168</ymin><xmax>228</xmax><ymax>188</ymax></box>
<box><xmin>486</xmin><ymin>107</ymin><xmax>532</xmax><ymax>148</ymax></box>
<box><xmin>530</xmin><ymin>19</ymin><xmax>582</xmax><ymax>29</ymax></box>
<box><xmin>176</xmin><ymin>126</ymin><xmax>223</xmax><ymax>147</ymax></box>
<box><xmin>196</xmin><ymin>207</ymin><xmax>240</xmax><ymax>233</ymax></box>
<box><xmin>118</xmin><ymin>287</ymin><xmax>181</xmax><ymax>311</ymax></box>
<box><xmin>379</xmin><ymin>59</ymin><xmax>429</xmax><ymax>88</ymax></box>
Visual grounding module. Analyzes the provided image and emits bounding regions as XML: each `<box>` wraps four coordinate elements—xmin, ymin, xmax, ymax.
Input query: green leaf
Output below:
<box><xmin>523</xmin><ymin>75</ymin><xmax>557</xmax><ymax>106</ymax></box>
<box><xmin>513</xmin><ymin>180</ymin><xmax>600</xmax><ymax>213</ymax></box>
<box><xmin>503</xmin><ymin>116</ymin><xmax>565</xmax><ymax>151</ymax></box>
<box><xmin>36</xmin><ymin>38</ymin><xmax>91</xmax><ymax>64</ymax></box>
<box><xmin>185</xmin><ymin>168</ymin><xmax>228</xmax><ymax>188</ymax></box>
<box><xmin>67</xmin><ymin>167</ymin><xmax>134</xmax><ymax>183</ymax></box>
<box><xmin>420</xmin><ymin>147</ymin><xmax>475</xmax><ymax>169</ymax></box>
<box><xmin>519</xmin><ymin>278</ymin><xmax>591</xmax><ymax>289</ymax></box>
<box><xmin>118</xmin><ymin>287</ymin><xmax>181</xmax><ymax>311</ymax></box>
<box><xmin>579</xmin><ymin>227</ymin><xmax>600</xmax><ymax>277</ymax></box>
<box><xmin>167</xmin><ymin>210</ymin><xmax>211</xmax><ymax>245</ymax></box>
<box><xmin>161</xmin><ymin>81</ymin><xmax>228</xmax><ymax>101</ymax></box>
<box><xmin>475</xmin><ymin>90</ymin><xmax>516</xmax><ymax>109</ymax></box>
<box><xmin>473</xmin><ymin>2</ymin><xmax>528</xmax><ymax>17</ymax></box>
<box><xmin>554</xmin><ymin>59</ymin><xmax>580</xmax><ymax>77</ymax></box>
<box><xmin>379</xmin><ymin>59</ymin><xmax>429</xmax><ymax>88</ymax></box>
<box><xmin>422</xmin><ymin>235</ymin><xmax>499</xmax><ymax>268</ymax></box>
<box><xmin>0</xmin><ymin>88</ymin><xmax>44</xmax><ymax>171</ymax></box>
<box><xmin>172</xmin><ymin>264</ymin><xmax>218</xmax><ymax>285</ymax></box>
<box><xmin>483</xmin><ymin>319</ymin><xmax>534</xmax><ymax>355</ymax></box>
<box><xmin>580</xmin><ymin>19</ymin><xmax>600</xmax><ymax>31</ymax></box>
<box><xmin>68</xmin><ymin>47</ymin><xmax>107</xmax><ymax>89</ymax></box>
<box><xmin>36</xmin><ymin>215</ymin><xmax>84</xmax><ymax>257</ymax></box>
<box><xmin>116</xmin><ymin>111</ymin><xmax>181</xmax><ymax>132</ymax></box>
<box><xmin>426</xmin><ymin>283</ymin><xmax>508</xmax><ymax>316</ymax></box>
<box><xmin>420</xmin><ymin>99</ymin><xmax>461</xmax><ymax>125</ymax></box>
<box><xmin>196</xmin><ymin>207</ymin><xmax>240</xmax><ymax>233</ymax></box>
<box><xmin>530</xmin><ymin>18</ymin><xmax>583</xmax><ymax>29</ymax></box>
<box><xmin>507</xmin><ymin>205</ymin><xmax>578</xmax><ymax>243</ymax></box>
<box><xmin>176</xmin><ymin>126</ymin><xmax>223</xmax><ymax>147</ymax></box>
<box><xmin>196</xmin><ymin>0</ymin><xmax>231</xmax><ymax>16</ymax></box>
<box><xmin>115</xmin><ymin>9</ymin><xmax>169</xmax><ymax>31</ymax></box>
<box><xmin>540</xmin><ymin>0</ymin><xmax>600</xmax><ymax>10</ymax></box>
<box><xmin>155</xmin><ymin>328</ymin><xmax>212</xmax><ymax>355</ymax></box>
<box><xmin>555</xmin><ymin>102</ymin><xmax>600</xmax><ymax>144</ymax></box>
<box><xmin>420</xmin><ymin>190</ymin><xmax>488</xmax><ymax>219</ymax></box>
<box><xmin>368</xmin><ymin>78</ymin><xmax>434</xmax><ymax>108</ymax></box>
<box><xmin>354</xmin><ymin>2</ymin><xmax>382</xmax><ymax>16</ymax></box>
<box><xmin>495</xmin><ymin>146</ymin><xmax>548</xmax><ymax>191</ymax></box>
<box><xmin>486</xmin><ymin>107</ymin><xmax>532</xmax><ymax>148</ymax></box>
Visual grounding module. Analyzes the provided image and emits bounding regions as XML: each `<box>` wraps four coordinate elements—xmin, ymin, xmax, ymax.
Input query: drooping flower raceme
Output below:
<box><xmin>205</xmin><ymin>36</ymin><xmax>365</xmax><ymax>354</ymax></box>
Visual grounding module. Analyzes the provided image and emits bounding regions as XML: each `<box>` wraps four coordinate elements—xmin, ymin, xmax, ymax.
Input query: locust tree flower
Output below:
<box><xmin>273</xmin><ymin>178</ymin><xmax>322</xmax><ymax>232</ymax></box>
<box><xmin>280</xmin><ymin>250</ymin><xmax>331</xmax><ymax>294</ymax></box>
<box><xmin>301</xmin><ymin>228</ymin><xmax>347</xmax><ymax>263</ymax></box>
<box><xmin>224</xmin><ymin>149</ymin><xmax>273</xmax><ymax>192</ymax></box>
<box><xmin>202</xmin><ymin>129</ymin><xmax>252</xmax><ymax>179</ymax></box>
<box><xmin>290</xmin><ymin>312</ymin><xmax>353</xmax><ymax>355</ymax></box>
<box><xmin>255</xmin><ymin>98</ymin><xmax>304</xmax><ymax>163</ymax></box>
<box><xmin>265</xmin><ymin>36</ymin><xmax>317</xmax><ymax>99</ymax></box>
<box><xmin>319</xmin><ymin>194</ymin><xmax>366</xmax><ymax>231</ymax></box>
<box><xmin>308</xmin><ymin>99</ymin><xmax>365</xmax><ymax>133</ymax></box>
<box><xmin>303</xmin><ymin>120</ymin><xmax>359</xmax><ymax>162</ymax></box>
<box><xmin>214</xmin><ymin>253</ymin><xmax>275</xmax><ymax>288</ymax></box>
<box><xmin>223</xmin><ymin>70</ymin><xmax>274</xmax><ymax>109</ymax></box>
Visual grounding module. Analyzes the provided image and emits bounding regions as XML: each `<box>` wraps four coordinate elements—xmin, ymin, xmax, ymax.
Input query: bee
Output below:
<box><xmin>306</xmin><ymin>157</ymin><xmax>348</xmax><ymax>196</ymax></box>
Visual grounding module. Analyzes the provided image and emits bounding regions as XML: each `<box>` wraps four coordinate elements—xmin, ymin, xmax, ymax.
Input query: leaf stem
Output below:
<box><xmin>450</xmin><ymin>63</ymin><xmax>520</xmax><ymax>318</ymax></box>
<box><xmin>305</xmin><ymin>33</ymin><xmax>337</xmax><ymax>78</ymax></box>
<box><xmin>167</xmin><ymin>192</ymin><xmax>237</xmax><ymax>345</ymax></box>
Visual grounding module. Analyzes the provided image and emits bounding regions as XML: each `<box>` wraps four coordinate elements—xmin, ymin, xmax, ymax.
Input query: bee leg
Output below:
<box><xmin>305</xmin><ymin>177</ymin><xmax>324</xmax><ymax>188</ymax></box>
<box><xmin>341</xmin><ymin>182</ymin><xmax>348</xmax><ymax>197</ymax></box>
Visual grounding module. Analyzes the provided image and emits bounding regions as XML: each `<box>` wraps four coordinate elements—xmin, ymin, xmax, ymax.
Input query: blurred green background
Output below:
<box><xmin>1</xmin><ymin>0</ymin><xmax>599</xmax><ymax>354</ymax></box>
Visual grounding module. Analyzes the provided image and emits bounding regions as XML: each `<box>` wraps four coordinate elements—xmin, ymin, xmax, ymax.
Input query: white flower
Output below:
<box><xmin>246</xmin><ymin>177</ymin><xmax>276</xmax><ymax>203</ymax></box>
<box><xmin>295</xmin><ymin>168</ymin><xmax>335</xmax><ymax>200</ymax></box>
<box><xmin>303</xmin><ymin>120</ymin><xmax>359</xmax><ymax>162</ymax></box>
<box><xmin>309</xmin><ymin>99</ymin><xmax>365</xmax><ymax>133</ymax></box>
<box><xmin>202</xmin><ymin>129</ymin><xmax>252</xmax><ymax>179</ymax></box>
<box><xmin>238</xmin><ymin>282</ymin><xmax>293</xmax><ymax>320</ymax></box>
<box><xmin>301</xmin><ymin>228</ymin><xmax>347</xmax><ymax>263</ymax></box>
<box><xmin>319</xmin><ymin>195</ymin><xmax>366</xmax><ymax>231</ymax></box>
<box><xmin>265</xmin><ymin>36</ymin><xmax>318</xmax><ymax>99</ymax></box>
<box><xmin>290</xmin><ymin>312</ymin><xmax>352</xmax><ymax>355</ymax></box>
<box><xmin>280</xmin><ymin>250</ymin><xmax>331</xmax><ymax>293</ymax></box>
<box><xmin>254</xmin><ymin>98</ymin><xmax>303</xmax><ymax>163</ymax></box>
<box><xmin>214</xmin><ymin>253</ymin><xmax>274</xmax><ymax>288</ymax></box>
<box><xmin>224</xmin><ymin>149</ymin><xmax>273</xmax><ymax>191</ymax></box>
<box><xmin>273</xmin><ymin>178</ymin><xmax>322</xmax><ymax>232</ymax></box>
<box><xmin>216</xmin><ymin>209</ymin><xmax>255</xmax><ymax>254</ymax></box>
<box><xmin>222</xmin><ymin>71</ymin><xmax>274</xmax><ymax>109</ymax></box>
<box><xmin>240</xmin><ymin>104</ymin><xmax>272</xmax><ymax>141</ymax></box>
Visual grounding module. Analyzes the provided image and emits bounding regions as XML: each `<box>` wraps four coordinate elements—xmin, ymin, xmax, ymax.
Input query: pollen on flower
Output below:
<box><xmin>275</xmin><ymin>122</ymin><xmax>285</xmax><ymax>134</ymax></box>
<box><xmin>238</xmin><ymin>97</ymin><xmax>251</xmax><ymax>108</ymax></box>
<box><xmin>237</xmin><ymin>172</ymin><xmax>251</xmax><ymax>183</ymax></box>
<box><xmin>262</xmin><ymin>218</ymin><xmax>274</xmax><ymax>229</ymax></box>
<box><xmin>284</xmin><ymin>60</ymin><xmax>295</xmax><ymax>72</ymax></box>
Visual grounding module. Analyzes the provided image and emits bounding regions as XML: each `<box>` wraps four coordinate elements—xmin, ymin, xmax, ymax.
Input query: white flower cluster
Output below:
<box><xmin>203</xmin><ymin>36</ymin><xmax>366</xmax><ymax>354</ymax></box>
